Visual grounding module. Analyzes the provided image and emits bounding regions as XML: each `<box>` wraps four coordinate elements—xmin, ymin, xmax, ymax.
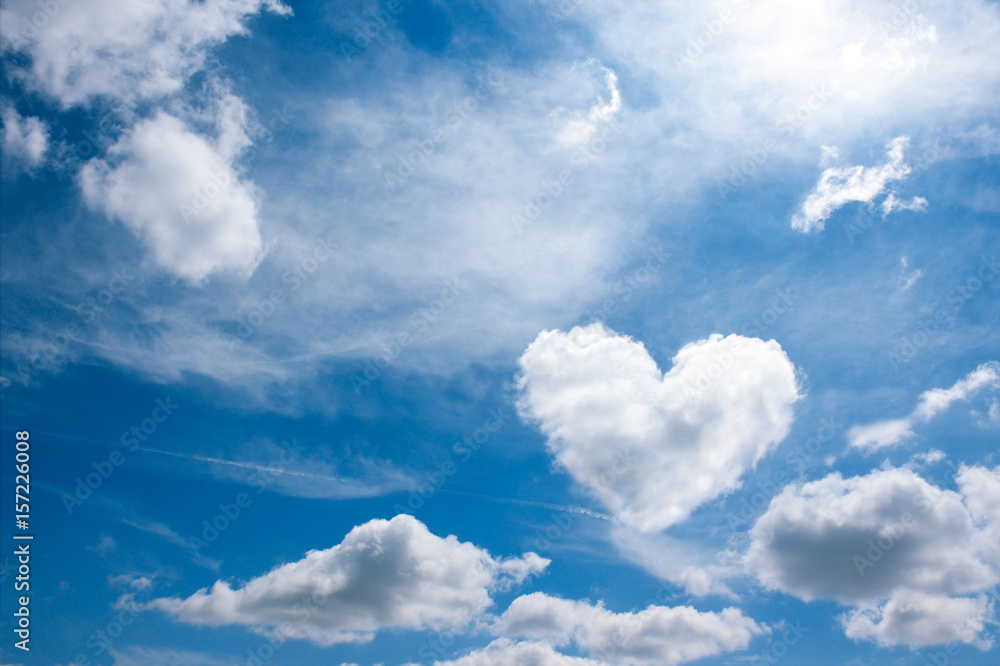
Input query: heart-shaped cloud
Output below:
<box><xmin>516</xmin><ymin>324</ymin><xmax>799</xmax><ymax>532</ymax></box>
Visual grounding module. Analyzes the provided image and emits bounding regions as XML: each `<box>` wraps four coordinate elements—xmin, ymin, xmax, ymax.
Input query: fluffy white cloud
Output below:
<box><xmin>0</xmin><ymin>104</ymin><xmax>48</xmax><ymax>167</ymax></box>
<box><xmin>848</xmin><ymin>362</ymin><xmax>1000</xmax><ymax>451</ymax></box>
<box><xmin>792</xmin><ymin>136</ymin><xmax>916</xmax><ymax>232</ymax></box>
<box><xmin>841</xmin><ymin>591</ymin><xmax>993</xmax><ymax>650</ymax></box>
<box><xmin>958</xmin><ymin>464</ymin><xmax>1000</xmax><ymax>566</ymax></box>
<box><xmin>747</xmin><ymin>466</ymin><xmax>1000</xmax><ymax>647</ymax></box>
<box><xmin>416</xmin><ymin>638</ymin><xmax>602</xmax><ymax>666</ymax></box>
<box><xmin>516</xmin><ymin>324</ymin><xmax>799</xmax><ymax>532</ymax></box>
<box><xmin>79</xmin><ymin>97</ymin><xmax>264</xmax><ymax>283</ymax></box>
<box><xmin>494</xmin><ymin>592</ymin><xmax>766</xmax><ymax>665</ymax></box>
<box><xmin>144</xmin><ymin>515</ymin><xmax>548</xmax><ymax>646</ymax></box>
<box><xmin>0</xmin><ymin>0</ymin><xmax>290</xmax><ymax>107</ymax></box>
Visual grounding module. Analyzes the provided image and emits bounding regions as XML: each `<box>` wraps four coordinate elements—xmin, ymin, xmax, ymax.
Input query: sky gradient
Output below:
<box><xmin>1</xmin><ymin>1</ymin><xmax>999</xmax><ymax>664</ymax></box>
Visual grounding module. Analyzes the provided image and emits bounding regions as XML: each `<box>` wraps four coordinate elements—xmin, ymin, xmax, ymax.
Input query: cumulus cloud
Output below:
<box><xmin>79</xmin><ymin>97</ymin><xmax>264</xmax><ymax>283</ymax></box>
<box><xmin>958</xmin><ymin>464</ymin><xmax>1000</xmax><ymax>566</ymax></box>
<box><xmin>0</xmin><ymin>104</ymin><xmax>48</xmax><ymax>168</ymax></box>
<box><xmin>792</xmin><ymin>136</ymin><xmax>917</xmax><ymax>232</ymax></box>
<box><xmin>516</xmin><ymin>324</ymin><xmax>799</xmax><ymax>532</ymax></box>
<box><xmin>848</xmin><ymin>362</ymin><xmax>1000</xmax><ymax>451</ymax></box>
<box><xmin>841</xmin><ymin>591</ymin><xmax>993</xmax><ymax>650</ymax></box>
<box><xmin>415</xmin><ymin>638</ymin><xmax>602</xmax><ymax>666</ymax></box>
<box><xmin>494</xmin><ymin>592</ymin><xmax>766</xmax><ymax>665</ymax></box>
<box><xmin>143</xmin><ymin>515</ymin><xmax>548</xmax><ymax>646</ymax></box>
<box><xmin>747</xmin><ymin>466</ymin><xmax>1000</xmax><ymax>647</ymax></box>
<box><xmin>0</xmin><ymin>0</ymin><xmax>290</xmax><ymax>107</ymax></box>
<box><xmin>881</xmin><ymin>192</ymin><xmax>928</xmax><ymax>217</ymax></box>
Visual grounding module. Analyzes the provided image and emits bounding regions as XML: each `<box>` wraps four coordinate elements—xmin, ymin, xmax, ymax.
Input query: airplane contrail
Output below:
<box><xmin>136</xmin><ymin>447</ymin><xmax>329</xmax><ymax>481</ymax></box>
<box><xmin>436</xmin><ymin>488</ymin><xmax>614</xmax><ymax>521</ymax></box>
<box><xmin>135</xmin><ymin>447</ymin><xmax>417</xmax><ymax>496</ymax></box>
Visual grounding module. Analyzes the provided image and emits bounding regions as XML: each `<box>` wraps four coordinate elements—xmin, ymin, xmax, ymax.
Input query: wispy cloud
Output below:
<box><xmin>792</xmin><ymin>136</ymin><xmax>918</xmax><ymax>233</ymax></box>
<box><xmin>137</xmin><ymin>440</ymin><xmax>414</xmax><ymax>499</ymax></box>
<box><xmin>848</xmin><ymin>362</ymin><xmax>1000</xmax><ymax>451</ymax></box>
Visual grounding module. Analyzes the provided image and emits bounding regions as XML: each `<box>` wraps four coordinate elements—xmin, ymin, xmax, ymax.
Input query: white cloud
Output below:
<box><xmin>791</xmin><ymin>136</ymin><xmax>915</xmax><ymax>232</ymax></box>
<box><xmin>555</xmin><ymin>61</ymin><xmax>623</xmax><ymax>147</ymax></box>
<box><xmin>109</xmin><ymin>573</ymin><xmax>155</xmax><ymax>591</ymax></box>
<box><xmin>848</xmin><ymin>362</ymin><xmax>1000</xmax><ymax>451</ymax></box>
<box><xmin>978</xmin><ymin>399</ymin><xmax>1000</xmax><ymax>427</ymax></box>
<box><xmin>882</xmin><ymin>192</ymin><xmax>928</xmax><ymax>217</ymax></box>
<box><xmin>894</xmin><ymin>256</ymin><xmax>923</xmax><ymax>290</ymax></box>
<box><xmin>516</xmin><ymin>324</ymin><xmax>799</xmax><ymax>532</ymax></box>
<box><xmin>1</xmin><ymin>104</ymin><xmax>48</xmax><ymax>167</ymax></box>
<box><xmin>79</xmin><ymin>98</ymin><xmax>264</xmax><ymax>283</ymax></box>
<box><xmin>494</xmin><ymin>592</ymin><xmax>766</xmax><ymax>665</ymax></box>
<box><xmin>582</xmin><ymin>0</ymin><xmax>1000</xmax><ymax>150</ymax></box>
<box><xmin>144</xmin><ymin>515</ymin><xmax>548</xmax><ymax>646</ymax></box>
<box><xmin>6</xmin><ymin>0</ymin><xmax>1000</xmax><ymax>401</ymax></box>
<box><xmin>608</xmin><ymin>527</ymin><xmax>737</xmax><ymax>598</ymax></box>
<box><xmin>908</xmin><ymin>448</ymin><xmax>945</xmax><ymax>467</ymax></box>
<box><xmin>841</xmin><ymin>591</ymin><xmax>993</xmax><ymax>650</ymax></box>
<box><xmin>416</xmin><ymin>638</ymin><xmax>602</xmax><ymax>666</ymax></box>
<box><xmin>0</xmin><ymin>0</ymin><xmax>290</xmax><ymax>107</ymax></box>
<box><xmin>958</xmin><ymin>464</ymin><xmax>1000</xmax><ymax>567</ymax></box>
<box><xmin>747</xmin><ymin>466</ymin><xmax>1000</xmax><ymax>647</ymax></box>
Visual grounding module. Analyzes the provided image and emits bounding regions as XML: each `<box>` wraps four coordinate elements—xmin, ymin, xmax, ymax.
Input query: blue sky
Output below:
<box><xmin>1</xmin><ymin>0</ymin><xmax>999</xmax><ymax>664</ymax></box>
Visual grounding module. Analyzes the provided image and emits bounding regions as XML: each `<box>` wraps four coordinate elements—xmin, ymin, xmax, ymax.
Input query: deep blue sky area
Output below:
<box><xmin>1</xmin><ymin>1</ymin><xmax>999</xmax><ymax>665</ymax></box>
